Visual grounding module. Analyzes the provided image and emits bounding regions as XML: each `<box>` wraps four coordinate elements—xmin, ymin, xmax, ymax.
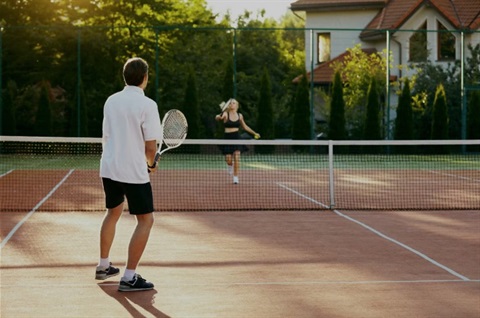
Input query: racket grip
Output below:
<box><xmin>154</xmin><ymin>152</ymin><xmax>161</xmax><ymax>163</ymax></box>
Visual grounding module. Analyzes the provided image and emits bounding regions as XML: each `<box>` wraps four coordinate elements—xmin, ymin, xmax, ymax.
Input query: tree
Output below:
<box><xmin>328</xmin><ymin>71</ymin><xmax>346</xmax><ymax>140</ymax></box>
<box><xmin>0</xmin><ymin>0</ymin><xmax>306</xmax><ymax>139</ymax></box>
<box><xmin>256</xmin><ymin>67</ymin><xmax>274</xmax><ymax>154</ymax></box>
<box><xmin>332</xmin><ymin>44</ymin><xmax>387</xmax><ymax>137</ymax></box>
<box><xmin>215</xmin><ymin>59</ymin><xmax>235</xmax><ymax>138</ymax></box>
<box><xmin>467</xmin><ymin>90</ymin><xmax>480</xmax><ymax>152</ymax></box>
<box><xmin>34</xmin><ymin>81</ymin><xmax>53</xmax><ymax>136</ymax></box>
<box><xmin>394</xmin><ymin>78</ymin><xmax>413</xmax><ymax>140</ymax></box>
<box><xmin>431</xmin><ymin>84</ymin><xmax>449</xmax><ymax>153</ymax></box>
<box><xmin>183</xmin><ymin>68</ymin><xmax>201</xmax><ymax>140</ymax></box>
<box><xmin>69</xmin><ymin>79</ymin><xmax>88</xmax><ymax>137</ymax></box>
<box><xmin>2</xmin><ymin>80</ymin><xmax>17</xmax><ymax>135</ymax></box>
<box><xmin>292</xmin><ymin>72</ymin><xmax>311</xmax><ymax>151</ymax></box>
<box><xmin>431</xmin><ymin>84</ymin><xmax>449</xmax><ymax>139</ymax></box>
<box><xmin>364</xmin><ymin>77</ymin><xmax>381</xmax><ymax>140</ymax></box>
<box><xmin>222</xmin><ymin>59</ymin><xmax>235</xmax><ymax>101</ymax></box>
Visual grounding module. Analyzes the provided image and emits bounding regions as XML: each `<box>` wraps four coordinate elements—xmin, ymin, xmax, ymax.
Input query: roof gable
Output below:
<box><xmin>292</xmin><ymin>48</ymin><xmax>399</xmax><ymax>85</ymax></box>
<box><xmin>362</xmin><ymin>0</ymin><xmax>480</xmax><ymax>38</ymax></box>
<box><xmin>291</xmin><ymin>0</ymin><xmax>386</xmax><ymax>11</ymax></box>
<box><xmin>291</xmin><ymin>0</ymin><xmax>480</xmax><ymax>33</ymax></box>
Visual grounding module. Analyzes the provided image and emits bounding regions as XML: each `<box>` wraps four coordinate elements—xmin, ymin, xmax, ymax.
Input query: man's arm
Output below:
<box><xmin>145</xmin><ymin>140</ymin><xmax>158</xmax><ymax>172</ymax></box>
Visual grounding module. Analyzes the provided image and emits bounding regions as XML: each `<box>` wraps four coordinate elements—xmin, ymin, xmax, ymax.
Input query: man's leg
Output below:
<box><xmin>126</xmin><ymin>212</ymin><xmax>155</xmax><ymax>270</ymax></box>
<box><xmin>100</xmin><ymin>202</ymin><xmax>123</xmax><ymax>259</ymax></box>
<box><xmin>96</xmin><ymin>202</ymin><xmax>123</xmax><ymax>280</ymax></box>
<box><xmin>118</xmin><ymin>212</ymin><xmax>155</xmax><ymax>291</ymax></box>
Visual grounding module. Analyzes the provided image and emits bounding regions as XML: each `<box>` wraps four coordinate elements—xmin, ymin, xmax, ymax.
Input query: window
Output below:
<box><xmin>409</xmin><ymin>22</ymin><xmax>428</xmax><ymax>62</ymax></box>
<box><xmin>317</xmin><ymin>33</ymin><xmax>331</xmax><ymax>64</ymax></box>
<box><xmin>438</xmin><ymin>22</ymin><xmax>456</xmax><ymax>61</ymax></box>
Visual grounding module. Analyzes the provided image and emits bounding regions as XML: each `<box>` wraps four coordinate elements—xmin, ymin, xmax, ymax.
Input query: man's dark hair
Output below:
<box><xmin>123</xmin><ymin>57</ymin><xmax>148</xmax><ymax>86</ymax></box>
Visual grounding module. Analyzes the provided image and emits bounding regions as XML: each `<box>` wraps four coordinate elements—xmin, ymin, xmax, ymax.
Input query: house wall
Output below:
<box><xmin>302</xmin><ymin>5</ymin><xmax>478</xmax><ymax>138</ymax></box>
<box><xmin>393</xmin><ymin>7</ymin><xmax>453</xmax><ymax>79</ymax></box>
<box><xmin>304</xmin><ymin>9</ymin><xmax>378</xmax><ymax>70</ymax></box>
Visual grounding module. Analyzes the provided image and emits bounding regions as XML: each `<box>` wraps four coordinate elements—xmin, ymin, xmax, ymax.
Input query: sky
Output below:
<box><xmin>205</xmin><ymin>0</ymin><xmax>294</xmax><ymax>21</ymax></box>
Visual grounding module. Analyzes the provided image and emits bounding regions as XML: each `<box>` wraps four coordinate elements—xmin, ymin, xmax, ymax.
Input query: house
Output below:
<box><xmin>290</xmin><ymin>0</ymin><xmax>480</xmax><ymax>137</ymax></box>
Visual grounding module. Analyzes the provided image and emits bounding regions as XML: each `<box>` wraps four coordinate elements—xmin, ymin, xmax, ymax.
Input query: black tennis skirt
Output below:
<box><xmin>220</xmin><ymin>131</ymin><xmax>249</xmax><ymax>155</ymax></box>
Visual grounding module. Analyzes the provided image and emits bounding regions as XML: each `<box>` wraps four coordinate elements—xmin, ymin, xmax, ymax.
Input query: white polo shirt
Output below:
<box><xmin>100</xmin><ymin>86</ymin><xmax>162</xmax><ymax>184</ymax></box>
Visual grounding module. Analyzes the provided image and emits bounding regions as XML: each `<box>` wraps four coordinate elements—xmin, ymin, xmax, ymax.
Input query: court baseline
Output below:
<box><xmin>0</xmin><ymin>169</ymin><xmax>75</xmax><ymax>249</ymax></box>
<box><xmin>278</xmin><ymin>182</ymin><xmax>472</xmax><ymax>281</ymax></box>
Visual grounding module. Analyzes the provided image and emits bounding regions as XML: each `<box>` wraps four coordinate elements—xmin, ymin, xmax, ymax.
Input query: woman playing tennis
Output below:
<box><xmin>215</xmin><ymin>98</ymin><xmax>260</xmax><ymax>184</ymax></box>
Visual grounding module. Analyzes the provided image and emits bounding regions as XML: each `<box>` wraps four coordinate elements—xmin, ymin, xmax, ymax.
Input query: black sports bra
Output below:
<box><xmin>224</xmin><ymin>112</ymin><xmax>241</xmax><ymax>128</ymax></box>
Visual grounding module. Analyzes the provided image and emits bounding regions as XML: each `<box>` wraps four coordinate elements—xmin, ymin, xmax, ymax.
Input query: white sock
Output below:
<box><xmin>123</xmin><ymin>269</ymin><xmax>136</xmax><ymax>281</ymax></box>
<box><xmin>98</xmin><ymin>258</ymin><xmax>110</xmax><ymax>268</ymax></box>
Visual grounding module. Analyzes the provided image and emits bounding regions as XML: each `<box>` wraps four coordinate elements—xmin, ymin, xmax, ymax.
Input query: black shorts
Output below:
<box><xmin>102</xmin><ymin>178</ymin><xmax>154</xmax><ymax>215</ymax></box>
<box><xmin>221</xmin><ymin>131</ymin><xmax>249</xmax><ymax>155</ymax></box>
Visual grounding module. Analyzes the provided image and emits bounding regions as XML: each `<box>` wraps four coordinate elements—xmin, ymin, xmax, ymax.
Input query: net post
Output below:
<box><xmin>328</xmin><ymin>139</ymin><xmax>335</xmax><ymax>209</ymax></box>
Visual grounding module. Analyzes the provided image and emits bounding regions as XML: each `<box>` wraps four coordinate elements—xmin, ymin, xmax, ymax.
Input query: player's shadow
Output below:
<box><xmin>98</xmin><ymin>282</ymin><xmax>170</xmax><ymax>318</ymax></box>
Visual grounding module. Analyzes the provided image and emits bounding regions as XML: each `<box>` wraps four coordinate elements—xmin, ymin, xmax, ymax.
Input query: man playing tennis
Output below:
<box><xmin>96</xmin><ymin>57</ymin><xmax>162</xmax><ymax>292</ymax></box>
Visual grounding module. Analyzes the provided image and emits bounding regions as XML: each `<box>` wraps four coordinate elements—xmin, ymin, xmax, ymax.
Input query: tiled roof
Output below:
<box><xmin>291</xmin><ymin>0</ymin><xmax>386</xmax><ymax>11</ymax></box>
<box><xmin>290</xmin><ymin>0</ymin><xmax>480</xmax><ymax>33</ymax></box>
<box><xmin>292</xmin><ymin>48</ymin><xmax>399</xmax><ymax>84</ymax></box>
<box><xmin>290</xmin><ymin>0</ymin><xmax>478</xmax><ymax>84</ymax></box>
<box><xmin>361</xmin><ymin>0</ymin><xmax>480</xmax><ymax>38</ymax></box>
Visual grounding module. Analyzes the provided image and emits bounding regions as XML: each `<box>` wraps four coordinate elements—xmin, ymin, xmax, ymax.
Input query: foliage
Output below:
<box><xmin>328</xmin><ymin>71</ymin><xmax>346</xmax><ymax>140</ymax></box>
<box><xmin>182</xmin><ymin>67</ymin><xmax>201</xmax><ymax>139</ymax></box>
<box><xmin>222</xmin><ymin>58</ymin><xmax>235</xmax><ymax>101</ymax></box>
<box><xmin>70</xmin><ymin>80</ymin><xmax>88</xmax><ymax>137</ymax></box>
<box><xmin>465</xmin><ymin>44</ymin><xmax>480</xmax><ymax>84</ymax></box>
<box><xmin>331</xmin><ymin>44</ymin><xmax>387</xmax><ymax>138</ymax></box>
<box><xmin>465</xmin><ymin>44</ymin><xmax>480</xmax><ymax>153</ymax></box>
<box><xmin>34</xmin><ymin>81</ymin><xmax>53</xmax><ymax>136</ymax></box>
<box><xmin>214</xmin><ymin>59</ymin><xmax>235</xmax><ymax>139</ymax></box>
<box><xmin>431</xmin><ymin>84</ymin><xmax>449</xmax><ymax>140</ymax></box>
<box><xmin>2</xmin><ymin>80</ymin><xmax>17</xmax><ymax>135</ymax></box>
<box><xmin>256</xmin><ymin>67</ymin><xmax>275</xmax><ymax>154</ymax></box>
<box><xmin>467</xmin><ymin>90</ymin><xmax>480</xmax><ymax>152</ymax></box>
<box><xmin>411</xmin><ymin>61</ymin><xmax>460</xmax><ymax>140</ymax></box>
<box><xmin>394</xmin><ymin>78</ymin><xmax>413</xmax><ymax>140</ymax></box>
<box><xmin>234</xmin><ymin>22</ymin><xmax>292</xmax><ymax>136</ymax></box>
<box><xmin>364</xmin><ymin>77</ymin><xmax>381</xmax><ymax>140</ymax></box>
<box><xmin>394</xmin><ymin>78</ymin><xmax>415</xmax><ymax>153</ymax></box>
<box><xmin>292</xmin><ymin>71</ymin><xmax>311</xmax><ymax>148</ymax></box>
<box><xmin>1</xmin><ymin>0</ymin><xmax>306</xmax><ymax>138</ymax></box>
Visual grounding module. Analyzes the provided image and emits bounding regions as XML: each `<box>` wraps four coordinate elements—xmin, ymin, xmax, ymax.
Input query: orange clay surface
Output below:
<box><xmin>1</xmin><ymin>210</ymin><xmax>479</xmax><ymax>317</ymax></box>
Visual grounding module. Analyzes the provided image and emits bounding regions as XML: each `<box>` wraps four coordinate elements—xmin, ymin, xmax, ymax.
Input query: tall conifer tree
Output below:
<box><xmin>328</xmin><ymin>71</ymin><xmax>346</xmax><ymax>140</ymax></box>
<box><xmin>34</xmin><ymin>81</ymin><xmax>53</xmax><ymax>136</ymax></box>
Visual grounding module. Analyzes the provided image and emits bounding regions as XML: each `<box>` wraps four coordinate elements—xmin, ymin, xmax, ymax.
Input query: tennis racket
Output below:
<box><xmin>150</xmin><ymin>109</ymin><xmax>188</xmax><ymax>169</ymax></box>
<box><xmin>219</xmin><ymin>98</ymin><xmax>233</xmax><ymax>112</ymax></box>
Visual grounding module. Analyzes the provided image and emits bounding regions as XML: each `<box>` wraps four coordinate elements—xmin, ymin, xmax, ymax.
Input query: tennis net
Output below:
<box><xmin>1</xmin><ymin>136</ymin><xmax>479</xmax><ymax>212</ymax></box>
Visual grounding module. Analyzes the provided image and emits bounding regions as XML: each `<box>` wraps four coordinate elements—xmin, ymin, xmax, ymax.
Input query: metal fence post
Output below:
<box><xmin>0</xmin><ymin>27</ymin><xmax>3</xmax><ymax>135</ymax></box>
<box><xmin>76</xmin><ymin>28</ymin><xmax>81</xmax><ymax>137</ymax></box>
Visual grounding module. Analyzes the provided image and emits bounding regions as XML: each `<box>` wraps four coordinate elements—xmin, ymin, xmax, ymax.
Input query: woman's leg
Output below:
<box><xmin>225</xmin><ymin>154</ymin><xmax>232</xmax><ymax>165</ymax></box>
<box><xmin>233</xmin><ymin>150</ymin><xmax>240</xmax><ymax>183</ymax></box>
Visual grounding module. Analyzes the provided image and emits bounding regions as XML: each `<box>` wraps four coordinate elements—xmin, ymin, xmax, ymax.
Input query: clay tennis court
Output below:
<box><xmin>1</xmin><ymin>178</ymin><xmax>480</xmax><ymax>317</ymax></box>
<box><xmin>1</xmin><ymin>139</ymin><xmax>479</xmax><ymax>317</ymax></box>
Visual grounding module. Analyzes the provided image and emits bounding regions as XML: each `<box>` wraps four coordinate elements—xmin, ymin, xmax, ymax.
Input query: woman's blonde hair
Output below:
<box><xmin>219</xmin><ymin>98</ymin><xmax>237</xmax><ymax>112</ymax></box>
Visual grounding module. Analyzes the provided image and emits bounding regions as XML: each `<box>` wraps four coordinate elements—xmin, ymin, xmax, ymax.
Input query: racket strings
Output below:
<box><xmin>163</xmin><ymin>111</ymin><xmax>188</xmax><ymax>147</ymax></box>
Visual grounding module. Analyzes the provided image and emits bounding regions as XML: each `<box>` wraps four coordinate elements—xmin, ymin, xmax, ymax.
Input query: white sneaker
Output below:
<box><xmin>227</xmin><ymin>165</ymin><xmax>233</xmax><ymax>175</ymax></box>
<box><xmin>233</xmin><ymin>176</ymin><xmax>239</xmax><ymax>184</ymax></box>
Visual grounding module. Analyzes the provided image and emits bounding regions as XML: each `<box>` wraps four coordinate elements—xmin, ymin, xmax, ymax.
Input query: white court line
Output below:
<box><xmin>0</xmin><ymin>169</ymin><xmax>75</xmax><ymax>250</ymax></box>
<box><xmin>277</xmin><ymin>183</ymin><xmax>330</xmax><ymax>209</ymax></box>
<box><xmin>278</xmin><ymin>183</ymin><xmax>471</xmax><ymax>282</ymax></box>
<box><xmin>26</xmin><ymin>279</ymin><xmax>478</xmax><ymax>288</ymax></box>
<box><xmin>429</xmin><ymin>170</ymin><xmax>480</xmax><ymax>183</ymax></box>
<box><xmin>0</xmin><ymin>169</ymin><xmax>14</xmax><ymax>178</ymax></box>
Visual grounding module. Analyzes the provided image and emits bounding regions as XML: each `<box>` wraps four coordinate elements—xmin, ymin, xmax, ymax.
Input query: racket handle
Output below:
<box><xmin>147</xmin><ymin>153</ymin><xmax>161</xmax><ymax>173</ymax></box>
<box><xmin>154</xmin><ymin>152</ymin><xmax>161</xmax><ymax>163</ymax></box>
